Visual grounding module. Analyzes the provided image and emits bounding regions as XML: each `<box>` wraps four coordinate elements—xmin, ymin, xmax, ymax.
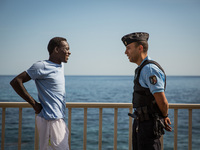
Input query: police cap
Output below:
<box><xmin>121</xmin><ymin>32</ymin><xmax>149</xmax><ymax>46</ymax></box>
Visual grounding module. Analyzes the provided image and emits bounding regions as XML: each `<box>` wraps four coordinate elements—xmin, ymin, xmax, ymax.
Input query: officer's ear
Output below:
<box><xmin>138</xmin><ymin>45</ymin><xmax>144</xmax><ymax>52</ymax></box>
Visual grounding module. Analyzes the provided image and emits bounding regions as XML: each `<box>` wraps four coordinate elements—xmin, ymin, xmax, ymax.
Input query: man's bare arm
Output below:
<box><xmin>154</xmin><ymin>92</ymin><xmax>172</xmax><ymax>131</ymax></box>
<box><xmin>154</xmin><ymin>92</ymin><xmax>168</xmax><ymax>116</ymax></box>
<box><xmin>10</xmin><ymin>71</ymin><xmax>42</xmax><ymax>114</ymax></box>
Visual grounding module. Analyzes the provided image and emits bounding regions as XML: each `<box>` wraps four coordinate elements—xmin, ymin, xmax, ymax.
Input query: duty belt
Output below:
<box><xmin>128</xmin><ymin>107</ymin><xmax>166</xmax><ymax>137</ymax></box>
<box><xmin>128</xmin><ymin>106</ymin><xmax>151</xmax><ymax>121</ymax></box>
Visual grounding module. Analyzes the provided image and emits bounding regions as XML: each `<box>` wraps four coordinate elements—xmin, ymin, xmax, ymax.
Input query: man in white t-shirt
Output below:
<box><xmin>10</xmin><ymin>37</ymin><xmax>71</xmax><ymax>150</ymax></box>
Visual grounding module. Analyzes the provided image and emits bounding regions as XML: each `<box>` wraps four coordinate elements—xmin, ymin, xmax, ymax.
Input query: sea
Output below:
<box><xmin>0</xmin><ymin>75</ymin><xmax>200</xmax><ymax>150</ymax></box>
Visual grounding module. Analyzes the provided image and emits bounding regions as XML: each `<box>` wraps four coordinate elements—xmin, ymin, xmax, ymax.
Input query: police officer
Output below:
<box><xmin>121</xmin><ymin>32</ymin><xmax>172</xmax><ymax>150</ymax></box>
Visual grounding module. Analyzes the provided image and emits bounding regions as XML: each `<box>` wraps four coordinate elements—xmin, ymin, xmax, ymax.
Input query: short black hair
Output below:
<box><xmin>47</xmin><ymin>37</ymin><xmax>67</xmax><ymax>55</ymax></box>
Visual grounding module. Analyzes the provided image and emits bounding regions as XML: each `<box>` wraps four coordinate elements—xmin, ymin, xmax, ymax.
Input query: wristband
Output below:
<box><xmin>163</xmin><ymin>114</ymin><xmax>168</xmax><ymax>118</ymax></box>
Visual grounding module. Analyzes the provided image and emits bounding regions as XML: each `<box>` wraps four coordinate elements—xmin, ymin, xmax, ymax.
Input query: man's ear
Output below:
<box><xmin>54</xmin><ymin>47</ymin><xmax>59</xmax><ymax>53</ymax></box>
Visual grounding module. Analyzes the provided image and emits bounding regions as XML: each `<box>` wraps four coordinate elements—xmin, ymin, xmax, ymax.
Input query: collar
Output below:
<box><xmin>138</xmin><ymin>56</ymin><xmax>151</xmax><ymax>67</ymax></box>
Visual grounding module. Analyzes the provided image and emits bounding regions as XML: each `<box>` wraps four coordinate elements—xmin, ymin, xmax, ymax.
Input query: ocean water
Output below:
<box><xmin>0</xmin><ymin>75</ymin><xmax>200</xmax><ymax>150</ymax></box>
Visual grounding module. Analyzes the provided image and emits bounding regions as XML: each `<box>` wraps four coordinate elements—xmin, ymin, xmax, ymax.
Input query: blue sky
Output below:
<box><xmin>0</xmin><ymin>0</ymin><xmax>200</xmax><ymax>75</ymax></box>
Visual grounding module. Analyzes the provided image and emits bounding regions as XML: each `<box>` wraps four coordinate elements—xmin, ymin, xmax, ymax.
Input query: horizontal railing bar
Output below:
<box><xmin>0</xmin><ymin>102</ymin><xmax>32</xmax><ymax>108</ymax></box>
<box><xmin>169</xmin><ymin>104</ymin><xmax>200</xmax><ymax>109</ymax></box>
<box><xmin>0</xmin><ymin>102</ymin><xmax>133</xmax><ymax>108</ymax></box>
<box><xmin>1</xmin><ymin>102</ymin><xmax>200</xmax><ymax>109</ymax></box>
<box><xmin>66</xmin><ymin>102</ymin><xmax>133</xmax><ymax>108</ymax></box>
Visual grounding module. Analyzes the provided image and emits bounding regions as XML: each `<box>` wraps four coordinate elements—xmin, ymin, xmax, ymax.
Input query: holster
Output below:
<box><xmin>137</xmin><ymin>107</ymin><xmax>144</xmax><ymax>121</ymax></box>
<box><xmin>128</xmin><ymin>106</ymin><xmax>150</xmax><ymax>122</ymax></box>
<box><xmin>153</xmin><ymin>114</ymin><xmax>165</xmax><ymax>137</ymax></box>
<box><xmin>142</xmin><ymin>106</ymin><xmax>150</xmax><ymax>120</ymax></box>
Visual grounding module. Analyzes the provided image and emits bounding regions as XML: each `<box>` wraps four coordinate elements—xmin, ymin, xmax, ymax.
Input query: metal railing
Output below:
<box><xmin>169</xmin><ymin>104</ymin><xmax>200</xmax><ymax>150</ymax></box>
<box><xmin>0</xmin><ymin>102</ymin><xmax>133</xmax><ymax>150</ymax></box>
<box><xmin>1</xmin><ymin>102</ymin><xmax>200</xmax><ymax>150</ymax></box>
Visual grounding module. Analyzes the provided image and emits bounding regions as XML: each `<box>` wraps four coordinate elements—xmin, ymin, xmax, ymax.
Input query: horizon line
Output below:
<box><xmin>1</xmin><ymin>74</ymin><xmax>200</xmax><ymax>77</ymax></box>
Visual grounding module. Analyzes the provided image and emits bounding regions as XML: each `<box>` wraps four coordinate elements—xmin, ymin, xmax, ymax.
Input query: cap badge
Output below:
<box><xmin>125</xmin><ymin>41</ymin><xmax>127</xmax><ymax>46</ymax></box>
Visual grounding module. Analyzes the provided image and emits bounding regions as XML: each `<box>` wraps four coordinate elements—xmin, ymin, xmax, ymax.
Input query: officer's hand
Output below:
<box><xmin>164</xmin><ymin>117</ymin><xmax>172</xmax><ymax>132</ymax></box>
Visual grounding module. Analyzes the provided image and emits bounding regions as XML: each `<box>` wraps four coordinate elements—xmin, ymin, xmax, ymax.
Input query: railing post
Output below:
<box><xmin>160</xmin><ymin>135</ymin><xmax>164</xmax><ymax>150</ymax></box>
<box><xmin>68</xmin><ymin>108</ymin><xmax>72</xmax><ymax>150</ymax></box>
<box><xmin>188</xmin><ymin>109</ymin><xmax>192</xmax><ymax>150</ymax></box>
<box><xmin>83</xmin><ymin>108</ymin><xmax>87</xmax><ymax>150</ymax></box>
<box><xmin>129</xmin><ymin>107</ymin><xmax>132</xmax><ymax>150</ymax></box>
<box><xmin>1</xmin><ymin>108</ymin><xmax>6</xmax><ymax>150</ymax></box>
<box><xmin>34</xmin><ymin>115</ymin><xmax>39</xmax><ymax>150</ymax></box>
<box><xmin>18</xmin><ymin>108</ymin><xmax>22</xmax><ymax>150</ymax></box>
<box><xmin>174</xmin><ymin>109</ymin><xmax>178</xmax><ymax>150</ymax></box>
<box><xmin>98</xmin><ymin>108</ymin><xmax>103</xmax><ymax>150</ymax></box>
<box><xmin>114</xmin><ymin>108</ymin><xmax>118</xmax><ymax>150</ymax></box>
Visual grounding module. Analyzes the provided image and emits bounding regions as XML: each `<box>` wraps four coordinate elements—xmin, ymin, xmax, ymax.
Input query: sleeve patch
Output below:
<box><xmin>149</xmin><ymin>75</ymin><xmax>157</xmax><ymax>85</ymax></box>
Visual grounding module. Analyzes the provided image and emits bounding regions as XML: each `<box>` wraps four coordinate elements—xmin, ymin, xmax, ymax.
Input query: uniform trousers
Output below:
<box><xmin>132</xmin><ymin>118</ymin><xmax>161</xmax><ymax>150</ymax></box>
<box><xmin>36</xmin><ymin>116</ymin><xmax>69</xmax><ymax>150</ymax></box>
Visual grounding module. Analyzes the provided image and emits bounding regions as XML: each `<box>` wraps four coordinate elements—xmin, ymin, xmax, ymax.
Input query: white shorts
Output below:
<box><xmin>36</xmin><ymin>116</ymin><xmax>69</xmax><ymax>150</ymax></box>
